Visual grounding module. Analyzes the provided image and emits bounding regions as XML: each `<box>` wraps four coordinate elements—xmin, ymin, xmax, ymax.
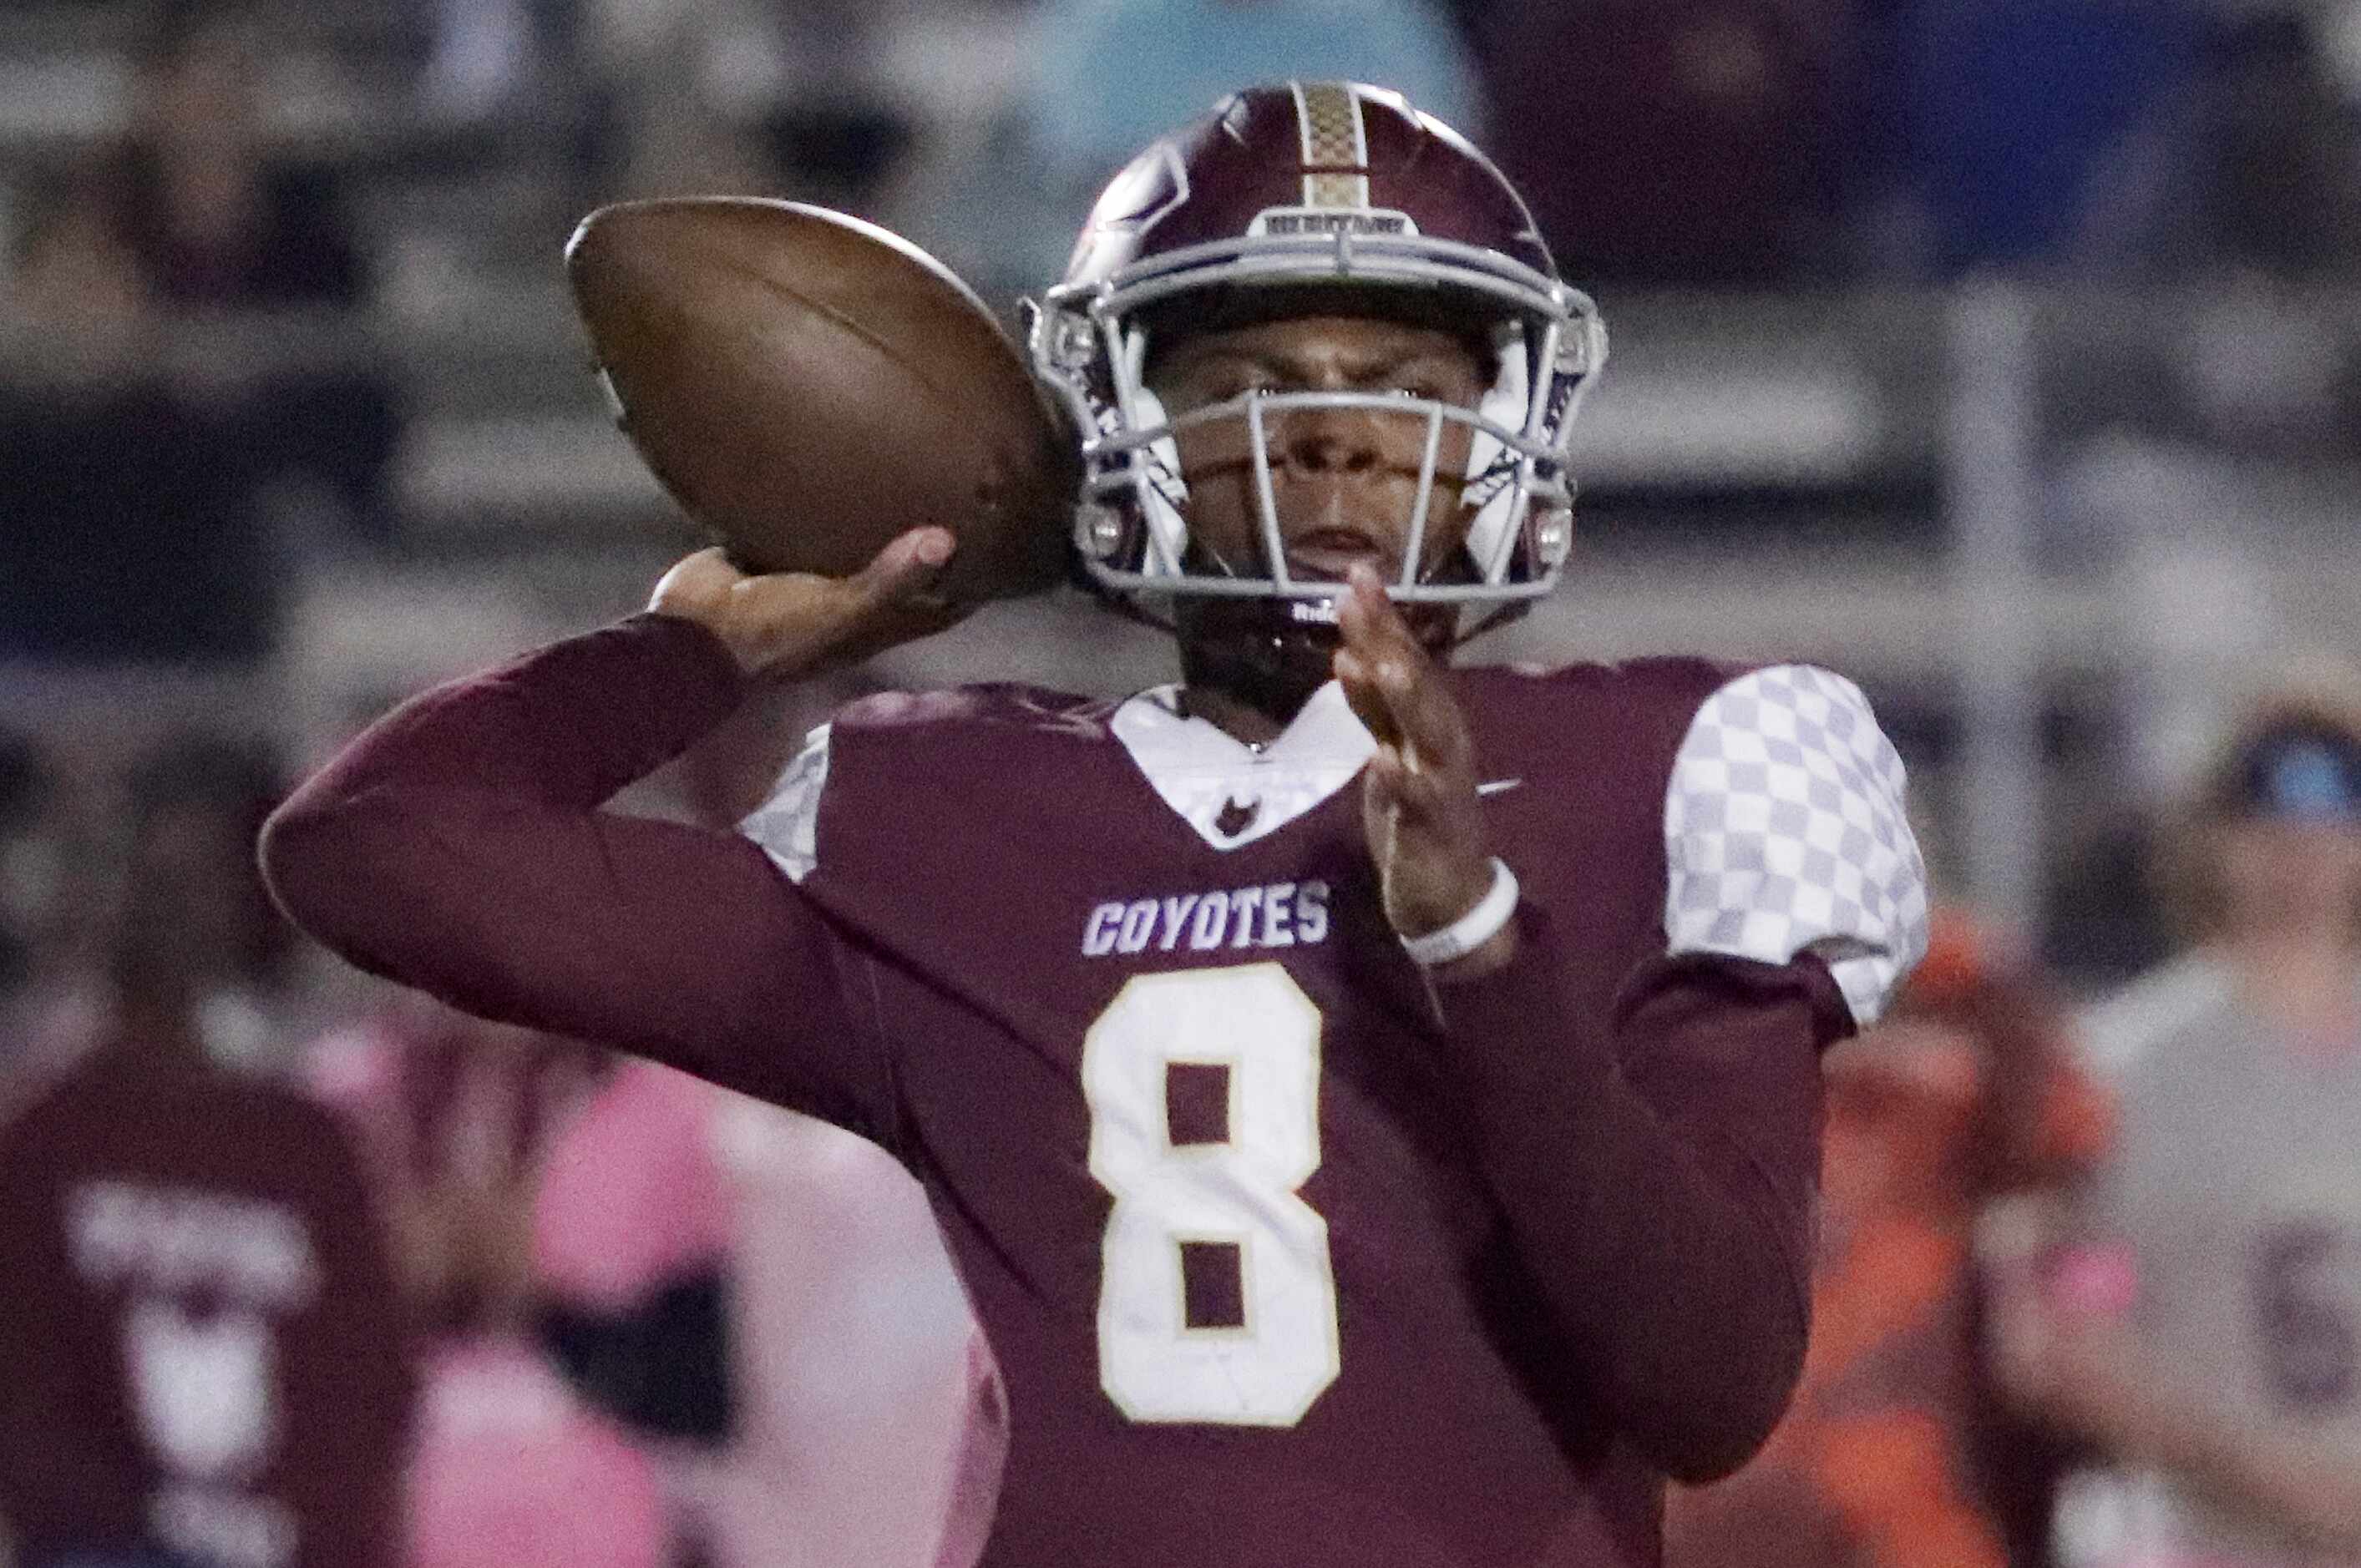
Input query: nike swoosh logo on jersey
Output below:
<box><xmin>1477</xmin><ymin>778</ymin><xmax>1524</xmax><ymax>797</ymax></box>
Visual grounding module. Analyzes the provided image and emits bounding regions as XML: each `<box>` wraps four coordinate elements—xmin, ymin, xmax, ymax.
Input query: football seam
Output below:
<box><xmin>677</xmin><ymin>238</ymin><xmax>1021</xmax><ymax>443</ymax></box>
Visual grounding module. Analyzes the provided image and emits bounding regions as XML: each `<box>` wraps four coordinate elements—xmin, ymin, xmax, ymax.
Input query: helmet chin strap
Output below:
<box><xmin>1174</xmin><ymin>597</ymin><xmax>1345</xmax><ymax>733</ymax></box>
<box><xmin>1170</xmin><ymin>591</ymin><xmax>1487</xmax><ymax>736</ymax></box>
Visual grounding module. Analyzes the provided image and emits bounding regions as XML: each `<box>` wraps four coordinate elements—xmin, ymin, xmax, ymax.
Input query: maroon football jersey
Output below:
<box><xmin>261</xmin><ymin>615</ymin><xmax>1928</xmax><ymax>1567</ymax></box>
<box><xmin>0</xmin><ymin>1042</ymin><xmax>414</xmax><ymax>1568</ymax></box>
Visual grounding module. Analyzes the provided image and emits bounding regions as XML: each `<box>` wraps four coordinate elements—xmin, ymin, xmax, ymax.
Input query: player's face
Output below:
<box><xmin>2213</xmin><ymin>816</ymin><xmax>2361</xmax><ymax>938</ymax></box>
<box><xmin>1148</xmin><ymin>315</ymin><xmax>1489</xmax><ymax>588</ymax></box>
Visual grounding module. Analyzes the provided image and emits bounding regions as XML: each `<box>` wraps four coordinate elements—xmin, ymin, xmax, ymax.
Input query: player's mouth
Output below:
<box><xmin>1282</xmin><ymin>527</ymin><xmax>1396</xmax><ymax>583</ymax></box>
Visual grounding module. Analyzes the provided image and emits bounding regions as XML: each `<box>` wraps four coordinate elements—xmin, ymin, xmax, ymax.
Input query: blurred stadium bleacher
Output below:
<box><xmin>4</xmin><ymin>0</ymin><xmax>2360</xmax><ymax>992</ymax></box>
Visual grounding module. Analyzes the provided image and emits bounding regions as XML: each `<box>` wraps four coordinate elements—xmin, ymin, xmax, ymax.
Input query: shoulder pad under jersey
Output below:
<box><xmin>740</xmin><ymin>723</ymin><xmax>833</xmax><ymax>885</ymax></box>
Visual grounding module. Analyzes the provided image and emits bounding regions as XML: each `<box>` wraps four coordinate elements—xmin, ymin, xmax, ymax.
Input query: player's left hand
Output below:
<box><xmin>1334</xmin><ymin>564</ymin><xmax>1515</xmax><ymax>976</ymax></box>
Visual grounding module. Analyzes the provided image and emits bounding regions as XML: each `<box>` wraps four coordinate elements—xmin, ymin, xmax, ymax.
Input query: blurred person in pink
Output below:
<box><xmin>403</xmin><ymin>1330</ymin><xmax>671</xmax><ymax>1568</ymax></box>
<box><xmin>302</xmin><ymin>1000</ymin><xmax>603</xmax><ymax>1338</ymax></box>
<box><xmin>1987</xmin><ymin>682</ymin><xmax>2361</xmax><ymax>1565</ymax></box>
<box><xmin>303</xmin><ymin>1005</ymin><xmax>674</xmax><ymax>1568</ymax></box>
<box><xmin>532</xmin><ymin>1059</ymin><xmax>1003</xmax><ymax>1568</ymax></box>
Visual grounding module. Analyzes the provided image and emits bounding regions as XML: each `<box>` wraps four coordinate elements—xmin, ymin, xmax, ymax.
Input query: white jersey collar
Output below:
<box><xmin>1111</xmin><ymin>680</ymin><xmax>1375</xmax><ymax>851</ymax></box>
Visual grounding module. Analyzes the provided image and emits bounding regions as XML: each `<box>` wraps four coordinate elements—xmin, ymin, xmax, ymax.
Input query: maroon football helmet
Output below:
<box><xmin>1027</xmin><ymin>81</ymin><xmax>1607</xmax><ymax>625</ymax></box>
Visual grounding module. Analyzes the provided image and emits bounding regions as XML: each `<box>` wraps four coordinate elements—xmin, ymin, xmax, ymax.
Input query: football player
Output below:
<box><xmin>261</xmin><ymin>83</ymin><xmax>1929</xmax><ymax>1565</ymax></box>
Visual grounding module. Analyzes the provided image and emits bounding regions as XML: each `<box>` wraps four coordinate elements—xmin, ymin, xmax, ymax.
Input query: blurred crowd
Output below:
<box><xmin>0</xmin><ymin>714</ymin><xmax>994</xmax><ymax>1568</ymax></box>
<box><xmin>4</xmin><ymin>0</ymin><xmax>2361</xmax><ymax>1565</ymax></box>
<box><xmin>3</xmin><ymin>0</ymin><xmax>2361</xmax><ymax>663</ymax></box>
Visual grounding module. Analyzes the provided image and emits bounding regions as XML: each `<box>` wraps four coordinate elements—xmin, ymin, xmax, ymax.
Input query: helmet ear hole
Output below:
<box><xmin>1533</xmin><ymin>508</ymin><xmax>1573</xmax><ymax>569</ymax></box>
<box><xmin>1074</xmin><ymin>503</ymin><xmax>1129</xmax><ymax>565</ymax></box>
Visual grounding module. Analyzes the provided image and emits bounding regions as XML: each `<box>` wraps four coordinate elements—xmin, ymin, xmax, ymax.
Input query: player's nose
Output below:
<box><xmin>1274</xmin><ymin>403</ymin><xmax>1382</xmax><ymax>478</ymax></box>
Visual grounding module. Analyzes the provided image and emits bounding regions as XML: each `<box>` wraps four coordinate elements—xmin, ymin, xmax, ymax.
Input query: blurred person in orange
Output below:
<box><xmin>1667</xmin><ymin>910</ymin><xmax>2115</xmax><ymax>1568</ymax></box>
<box><xmin>1985</xmin><ymin>684</ymin><xmax>2361</xmax><ymax>1565</ymax></box>
<box><xmin>0</xmin><ymin>735</ymin><xmax>415</xmax><ymax>1568</ymax></box>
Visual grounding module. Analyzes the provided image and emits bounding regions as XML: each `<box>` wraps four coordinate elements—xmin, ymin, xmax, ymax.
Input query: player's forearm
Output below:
<box><xmin>1436</xmin><ymin>908</ymin><xmax>1831</xmax><ymax>1481</ymax></box>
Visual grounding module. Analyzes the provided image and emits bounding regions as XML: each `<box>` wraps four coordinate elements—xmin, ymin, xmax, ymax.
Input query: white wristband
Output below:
<box><xmin>1399</xmin><ymin>857</ymin><xmax>1520</xmax><ymax>968</ymax></box>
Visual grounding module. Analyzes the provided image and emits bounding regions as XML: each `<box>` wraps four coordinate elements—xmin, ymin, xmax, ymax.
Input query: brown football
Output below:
<box><xmin>566</xmin><ymin>197</ymin><xmax>1076</xmax><ymax>604</ymax></box>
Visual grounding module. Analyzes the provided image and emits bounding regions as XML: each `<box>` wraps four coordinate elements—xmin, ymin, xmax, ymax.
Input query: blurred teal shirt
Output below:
<box><xmin>1021</xmin><ymin>0</ymin><xmax>1483</xmax><ymax>268</ymax></box>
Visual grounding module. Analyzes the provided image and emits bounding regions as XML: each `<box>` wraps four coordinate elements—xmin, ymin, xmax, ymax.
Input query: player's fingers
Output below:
<box><xmin>1373</xmin><ymin>654</ymin><xmax>1470</xmax><ymax>778</ymax></box>
<box><xmin>780</xmin><ymin>526</ymin><xmax>959</xmax><ymax>655</ymax></box>
<box><xmin>1340</xmin><ymin>567</ymin><xmax>1471</xmax><ymax>776</ymax></box>
<box><xmin>808</xmin><ymin>594</ymin><xmax>975</xmax><ymax>675</ymax></box>
<box><xmin>1365</xmin><ymin>743</ymin><xmax>1467</xmax><ymax>837</ymax></box>
<box><xmin>1337</xmin><ymin>577</ymin><xmax>1426</xmax><ymax>741</ymax></box>
<box><xmin>1333</xmin><ymin>650</ymin><xmax>1402</xmax><ymax>750</ymax></box>
<box><xmin>1354</xmin><ymin>647</ymin><xmax>1473</xmax><ymax>790</ymax></box>
<box><xmin>1337</xmin><ymin>564</ymin><xmax>1421</xmax><ymax>665</ymax></box>
<box><xmin>646</xmin><ymin>546</ymin><xmax>747</xmax><ymax>614</ymax></box>
<box><xmin>849</xmin><ymin>527</ymin><xmax>957</xmax><ymax>610</ymax></box>
<box><xmin>1392</xmin><ymin>764</ymin><xmax>1467</xmax><ymax>839</ymax></box>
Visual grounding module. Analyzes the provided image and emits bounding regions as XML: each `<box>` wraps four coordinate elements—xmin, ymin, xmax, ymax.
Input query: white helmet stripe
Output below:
<box><xmin>1290</xmin><ymin>81</ymin><xmax>1370</xmax><ymax>210</ymax></box>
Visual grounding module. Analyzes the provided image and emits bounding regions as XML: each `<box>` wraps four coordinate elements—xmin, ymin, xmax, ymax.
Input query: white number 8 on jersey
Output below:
<box><xmin>1082</xmin><ymin>964</ymin><xmax>1340</xmax><ymax>1426</ymax></box>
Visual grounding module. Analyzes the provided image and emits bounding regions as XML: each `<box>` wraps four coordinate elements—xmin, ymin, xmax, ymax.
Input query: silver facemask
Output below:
<box><xmin>1029</xmin><ymin>219</ymin><xmax>1608</xmax><ymax>616</ymax></box>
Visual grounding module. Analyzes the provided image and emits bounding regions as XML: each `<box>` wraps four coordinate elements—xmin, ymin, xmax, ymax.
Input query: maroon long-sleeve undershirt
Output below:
<box><xmin>1433</xmin><ymin>908</ymin><xmax>1841</xmax><ymax>1480</ymax></box>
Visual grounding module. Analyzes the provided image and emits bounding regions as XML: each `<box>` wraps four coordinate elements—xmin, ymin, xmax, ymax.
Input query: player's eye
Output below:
<box><xmin>1370</xmin><ymin>368</ymin><xmax>1452</xmax><ymax>401</ymax></box>
<box><xmin>1197</xmin><ymin>372</ymin><xmax>1276</xmax><ymax>404</ymax></box>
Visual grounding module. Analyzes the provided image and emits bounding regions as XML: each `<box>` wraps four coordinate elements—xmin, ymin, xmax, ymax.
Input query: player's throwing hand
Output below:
<box><xmin>649</xmin><ymin>527</ymin><xmax>967</xmax><ymax>679</ymax></box>
<box><xmin>1333</xmin><ymin>563</ymin><xmax>1514</xmax><ymax>975</ymax></box>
